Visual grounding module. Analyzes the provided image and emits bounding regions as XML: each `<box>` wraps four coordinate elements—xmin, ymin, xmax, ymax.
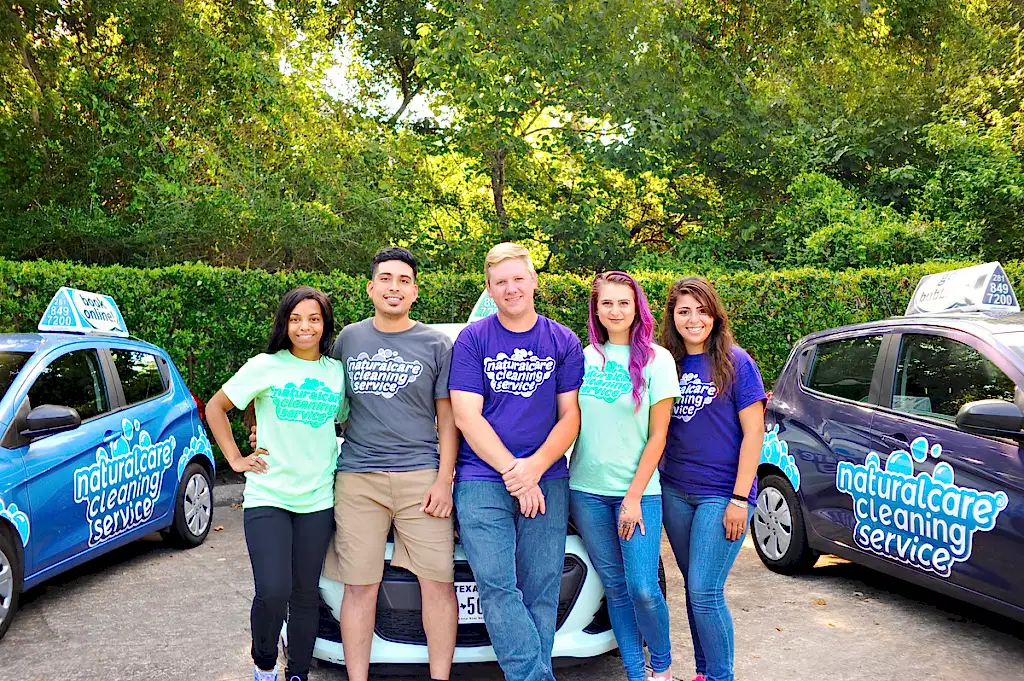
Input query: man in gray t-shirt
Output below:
<box><xmin>322</xmin><ymin>248</ymin><xmax>459</xmax><ymax>681</ymax></box>
<box><xmin>333</xmin><ymin>319</ymin><xmax>452</xmax><ymax>472</ymax></box>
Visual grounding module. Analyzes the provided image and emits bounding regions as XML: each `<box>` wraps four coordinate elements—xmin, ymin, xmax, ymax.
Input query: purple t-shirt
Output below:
<box><xmin>660</xmin><ymin>345</ymin><xmax>766</xmax><ymax>503</ymax></box>
<box><xmin>448</xmin><ymin>314</ymin><xmax>585</xmax><ymax>482</ymax></box>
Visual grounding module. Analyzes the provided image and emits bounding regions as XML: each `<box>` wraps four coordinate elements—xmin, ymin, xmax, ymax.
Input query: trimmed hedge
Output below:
<box><xmin>3</xmin><ymin>258</ymin><xmax>1020</xmax><ymax>400</ymax></box>
<box><xmin>8</xmin><ymin>257</ymin><xmax>1022</xmax><ymax>462</ymax></box>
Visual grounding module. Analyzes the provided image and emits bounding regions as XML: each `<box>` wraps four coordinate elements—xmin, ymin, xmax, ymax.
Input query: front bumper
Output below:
<box><xmin>311</xmin><ymin>534</ymin><xmax>617</xmax><ymax>664</ymax></box>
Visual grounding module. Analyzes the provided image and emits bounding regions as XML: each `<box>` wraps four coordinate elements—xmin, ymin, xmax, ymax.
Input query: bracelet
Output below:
<box><xmin>728</xmin><ymin>498</ymin><xmax>748</xmax><ymax>509</ymax></box>
<box><xmin>731</xmin><ymin>493</ymin><xmax>748</xmax><ymax>502</ymax></box>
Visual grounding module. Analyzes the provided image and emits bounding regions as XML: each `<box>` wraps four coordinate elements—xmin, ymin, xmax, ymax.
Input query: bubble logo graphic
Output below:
<box><xmin>270</xmin><ymin>377</ymin><xmax>342</xmax><ymax>427</ymax></box>
<box><xmin>347</xmin><ymin>348</ymin><xmax>423</xmax><ymax>399</ymax></box>
<box><xmin>484</xmin><ymin>349</ymin><xmax>556</xmax><ymax>398</ymax></box>
<box><xmin>673</xmin><ymin>373</ymin><xmax>717</xmax><ymax>422</ymax></box>
<box><xmin>177</xmin><ymin>428</ymin><xmax>214</xmax><ymax>480</ymax></box>
<box><xmin>73</xmin><ymin>418</ymin><xmax>177</xmax><ymax>547</ymax></box>
<box><xmin>580</xmin><ymin>360</ymin><xmax>633</xmax><ymax>403</ymax></box>
<box><xmin>760</xmin><ymin>425</ymin><xmax>800</xmax><ymax>491</ymax></box>
<box><xmin>0</xmin><ymin>496</ymin><xmax>30</xmax><ymax>547</ymax></box>
<box><xmin>836</xmin><ymin>436</ymin><xmax>1008</xmax><ymax>578</ymax></box>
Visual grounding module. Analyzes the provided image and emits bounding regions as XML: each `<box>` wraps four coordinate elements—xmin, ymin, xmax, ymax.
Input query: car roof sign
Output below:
<box><xmin>905</xmin><ymin>262</ymin><xmax>1019</xmax><ymax>316</ymax></box>
<box><xmin>468</xmin><ymin>289</ymin><xmax>498</xmax><ymax>322</ymax></box>
<box><xmin>38</xmin><ymin>287</ymin><xmax>129</xmax><ymax>337</ymax></box>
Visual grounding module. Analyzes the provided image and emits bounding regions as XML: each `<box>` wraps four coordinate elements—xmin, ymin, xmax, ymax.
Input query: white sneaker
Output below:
<box><xmin>253</xmin><ymin>666</ymin><xmax>277</xmax><ymax>681</ymax></box>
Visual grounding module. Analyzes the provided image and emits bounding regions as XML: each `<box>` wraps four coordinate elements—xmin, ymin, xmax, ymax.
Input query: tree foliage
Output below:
<box><xmin>2</xmin><ymin>0</ymin><xmax>1023</xmax><ymax>274</ymax></box>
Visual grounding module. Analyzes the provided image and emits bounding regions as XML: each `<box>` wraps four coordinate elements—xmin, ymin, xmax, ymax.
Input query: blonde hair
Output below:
<box><xmin>484</xmin><ymin>242</ymin><xmax>535</xmax><ymax>276</ymax></box>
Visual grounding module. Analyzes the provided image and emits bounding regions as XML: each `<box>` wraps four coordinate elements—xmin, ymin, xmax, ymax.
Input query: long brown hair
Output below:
<box><xmin>660</xmin><ymin>276</ymin><xmax>736</xmax><ymax>394</ymax></box>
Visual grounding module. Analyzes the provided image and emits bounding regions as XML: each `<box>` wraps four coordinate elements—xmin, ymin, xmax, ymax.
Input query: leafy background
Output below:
<box><xmin>3</xmin><ymin>0</ymin><xmax>1024</xmax><ymax>275</ymax></box>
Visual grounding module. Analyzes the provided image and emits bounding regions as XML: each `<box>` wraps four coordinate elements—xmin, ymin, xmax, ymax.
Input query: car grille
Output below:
<box><xmin>317</xmin><ymin>591</ymin><xmax>342</xmax><ymax>643</ymax></box>
<box><xmin>583</xmin><ymin>599</ymin><xmax>611</xmax><ymax>634</ymax></box>
<box><xmin>318</xmin><ymin>557</ymin><xmax>588</xmax><ymax>648</ymax></box>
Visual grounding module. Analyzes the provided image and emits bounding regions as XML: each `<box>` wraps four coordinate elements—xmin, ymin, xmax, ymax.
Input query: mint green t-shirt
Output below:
<box><xmin>222</xmin><ymin>350</ymin><xmax>346</xmax><ymax>513</ymax></box>
<box><xmin>569</xmin><ymin>343</ymin><xmax>681</xmax><ymax>496</ymax></box>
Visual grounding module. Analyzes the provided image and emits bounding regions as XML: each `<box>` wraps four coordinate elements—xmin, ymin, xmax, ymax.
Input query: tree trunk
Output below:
<box><xmin>386</xmin><ymin>85</ymin><xmax>418</xmax><ymax>126</ymax></box>
<box><xmin>12</xmin><ymin>6</ymin><xmax>50</xmax><ymax>130</ymax></box>
<box><xmin>489</xmin><ymin>148</ymin><xmax>509</xmax><ymax>236</ymax></box>
<box><xmin>385</xmin><ymin>56</ymin><xmax>421</xmax><ymax>126</ymax></box>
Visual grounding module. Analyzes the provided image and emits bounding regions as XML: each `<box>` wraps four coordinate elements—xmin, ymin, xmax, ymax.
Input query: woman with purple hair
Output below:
<box><xmin>569</xmin><ymin>271</ymin><xmax>681</xmax><ymax>681</ymax></box>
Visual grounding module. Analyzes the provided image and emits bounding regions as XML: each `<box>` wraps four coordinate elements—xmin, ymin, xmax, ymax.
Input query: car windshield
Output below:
<box><xmin>0</xmin><ymin>352</ymin><xmax>32</xmax><ymax>399</ymax></box>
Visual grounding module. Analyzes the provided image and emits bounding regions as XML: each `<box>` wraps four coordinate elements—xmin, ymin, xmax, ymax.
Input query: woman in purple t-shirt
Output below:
<box><xmin>659</xmin><ymin>276</ymin><xmax>766</xmax><ymax>681</ymax></box>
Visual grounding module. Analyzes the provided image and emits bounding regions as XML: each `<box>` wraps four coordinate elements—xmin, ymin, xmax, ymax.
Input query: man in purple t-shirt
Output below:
<box><xmin>449</xmin><ymin>242</ymin><xmax>584</xmax><ymax>681</ymax></box>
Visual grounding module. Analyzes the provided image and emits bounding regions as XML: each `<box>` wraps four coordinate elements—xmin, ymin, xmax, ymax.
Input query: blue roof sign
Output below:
<box><xmin>38</xmin><ymin>287</ymin><xmax>129</xmax><ymax>337</ymax></box>
<box><xmin>905</xmin><ymin>262</ymin><xmax>1020</xmax><ymax>316</ymax></box>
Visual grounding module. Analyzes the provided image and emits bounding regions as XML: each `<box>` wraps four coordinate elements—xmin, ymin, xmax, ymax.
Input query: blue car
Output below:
<box><xmin>754</xmin><ymin>262</ymin><xmax>1024</xmax><ymax>621</ymax></box>
<box><xmin>0</xmin><ymin>288</ymin><xmax>215</xmax><ymax>640</ymax></box>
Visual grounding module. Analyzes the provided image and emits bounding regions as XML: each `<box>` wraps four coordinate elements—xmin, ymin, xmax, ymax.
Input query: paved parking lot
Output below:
<box><xmin>2</xmin><ymin>503</ymin><xmax>1022</xmax><ymax>681</ymax></box>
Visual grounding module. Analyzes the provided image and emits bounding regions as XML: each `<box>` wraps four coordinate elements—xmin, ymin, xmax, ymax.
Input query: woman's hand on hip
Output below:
<box><xmin>230</xmin><ymin>448</ymin><xmax>269</xmax><ymax>474</ymax></box>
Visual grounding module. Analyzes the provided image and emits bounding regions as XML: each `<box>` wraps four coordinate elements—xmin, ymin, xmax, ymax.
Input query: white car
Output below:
<box><xmin>308</xmin><ymin>301</ymin><xmax>631</xmax><ymax>666</ymax></box>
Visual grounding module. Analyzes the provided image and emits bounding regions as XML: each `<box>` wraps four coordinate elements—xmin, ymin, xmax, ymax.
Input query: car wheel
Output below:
<box><xmin>167</xmin><ymin>462</ymin><xmax>213</xmax><ymax>548</ymax></box>
<box><xmin>752</xmin><ymin>474</ymin><xmax>817</xmax><ymax>574</ymax></box>
<box><xmin>0</xmin><ymin>526</ymin><xmax>22</xmax><ymax>641</ymax></box>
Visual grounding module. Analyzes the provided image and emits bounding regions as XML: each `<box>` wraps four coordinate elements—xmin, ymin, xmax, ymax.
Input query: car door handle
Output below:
<box><xmin>103</xmin><ymin>430</ymin><xmax>120</xmax><ymax>444</ymax></box>
<box><xmin>889</xmin><ymin>432</ymin><xmax>910</xmax><ymax>447</ymax></box>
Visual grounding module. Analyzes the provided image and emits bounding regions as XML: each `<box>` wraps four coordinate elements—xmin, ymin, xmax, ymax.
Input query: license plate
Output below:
<box><xmin>455</xmin><ymin>581</ymin><xmax>485</xmax><ymax>624</ymax></box>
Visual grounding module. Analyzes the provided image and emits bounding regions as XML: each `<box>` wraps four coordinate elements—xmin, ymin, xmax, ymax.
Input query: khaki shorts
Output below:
<box><xmin>323</xmin><ymin>469</ymin><xmax>455</xmax><ymax>585</ymax></box>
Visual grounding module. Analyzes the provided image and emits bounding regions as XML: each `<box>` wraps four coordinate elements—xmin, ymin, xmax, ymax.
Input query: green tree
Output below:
<box><xmin>413</xmin><ymin>0</ymin><xmax>651</xmax><ymax>243</ymax></box>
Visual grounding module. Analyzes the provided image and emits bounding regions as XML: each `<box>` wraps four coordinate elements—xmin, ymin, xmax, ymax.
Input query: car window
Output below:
<box><xmin>110</xmin><ymin>349</ymin><xmax>167</xmax><ymax>405</ymax></box>
<box><xmin>28</xmin><ymin>350</ymin><xmax>110</xmax><ymax>421</ymax></box>
<box><xmin>892</xmin><ymin>334</ymin><xmax>1017</xmax><ymax>421</ymax></box>
<box><xmin>999</xmin><ymin>331</ymin><xmax>1024</xmax><ymax>364</ymax></box>
<box><xmin>0</xmin><ymin>352</ymin><xmax>32</xmax><ymax>398</ymax></box>
<box><xmin>805</xmin><ymin>335</ymin><xmax>883</xmax><ymax>402</ymax></box>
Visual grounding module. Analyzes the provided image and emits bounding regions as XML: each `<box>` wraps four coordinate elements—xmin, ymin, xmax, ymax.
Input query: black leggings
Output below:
<box><xmin>243</xmin><ymin>506</ymin><xmax>334</xmax><ymax>680</ymax></box>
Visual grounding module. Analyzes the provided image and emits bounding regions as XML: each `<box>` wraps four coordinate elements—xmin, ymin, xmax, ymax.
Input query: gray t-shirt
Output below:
<box><xmin>332</xmin><ymin>319</ymin><xmax>453</xmax><ymax>472</ymax></box>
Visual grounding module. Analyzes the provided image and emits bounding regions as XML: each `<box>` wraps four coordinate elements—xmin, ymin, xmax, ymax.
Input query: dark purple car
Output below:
<box><xmin>752</xmin><ymin>262</ymin><xmax>1024</xmax><ymax>622</ymax></box>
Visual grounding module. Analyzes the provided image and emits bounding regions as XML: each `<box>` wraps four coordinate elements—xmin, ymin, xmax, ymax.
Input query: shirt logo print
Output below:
<box><xmin>580</xmin><ymin>360</ymin><xmax>632</xmax><ymax>403</ymax></box>
<box><xmin>484</xmin><ymin>348</ymin><xmax>556</xmax><ymax>398</ymax></box>
<box><xmin>270</xmin><ymin>377</ymin><xmax>342</xmax><ymax>427</ymax></box>
<box><xmin>673</xmin><ymin>372</ymin><xmax>717</xmax><ymax>422</ymax></box>
<box><xmin>347</xmin><ymin>348</ymin><xmax>423</xmax><ymax>398</ymax></box>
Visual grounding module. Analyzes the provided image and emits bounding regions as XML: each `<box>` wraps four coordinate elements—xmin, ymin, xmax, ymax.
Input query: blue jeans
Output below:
<box><xmin>662</xmin><ymin>488</ymin><xmax>753</xmax><ymax>681</ymax></box>
<box><xmin>454</xmin><ymin>478</ymin><xmax>569</xmax><ymax>681</ymax></box>
<box><xmin>569</xmin><ymin>491</ymin><xmax>672</xmax><ymax>681</ymax></box>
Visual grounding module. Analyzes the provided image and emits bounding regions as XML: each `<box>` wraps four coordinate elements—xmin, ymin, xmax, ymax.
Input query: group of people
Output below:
<box><xmin>205</xmin><ymin>242</ymin><xmax>767</xmax><ymax>681</ymax></box>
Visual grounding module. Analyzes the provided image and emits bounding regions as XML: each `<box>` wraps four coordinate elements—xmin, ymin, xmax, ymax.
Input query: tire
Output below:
<box><xmin>0</xmin><ymin>525</ymin><xmax>22</xmax><ymax>641</ymax></box>
<box><xmin>166</xmin><ymin>462</ymin><xmax>214</xmax><ymax>548</ymax></box>
<box><xmin>751</xmin><ymin>474</ymin><xmax>818</xmax><ymax>574</ymax></box>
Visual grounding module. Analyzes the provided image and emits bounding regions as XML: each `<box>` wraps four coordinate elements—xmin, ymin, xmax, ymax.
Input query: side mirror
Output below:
<box><xmin>955</xmin><ymin>399</ymin><xmax>1024</xmax><ymax>439</ymax></box>
<box><xmin>20</xmin><ymin>404</ymin><xmax>82</xmax><ymax>440</ymax></box>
